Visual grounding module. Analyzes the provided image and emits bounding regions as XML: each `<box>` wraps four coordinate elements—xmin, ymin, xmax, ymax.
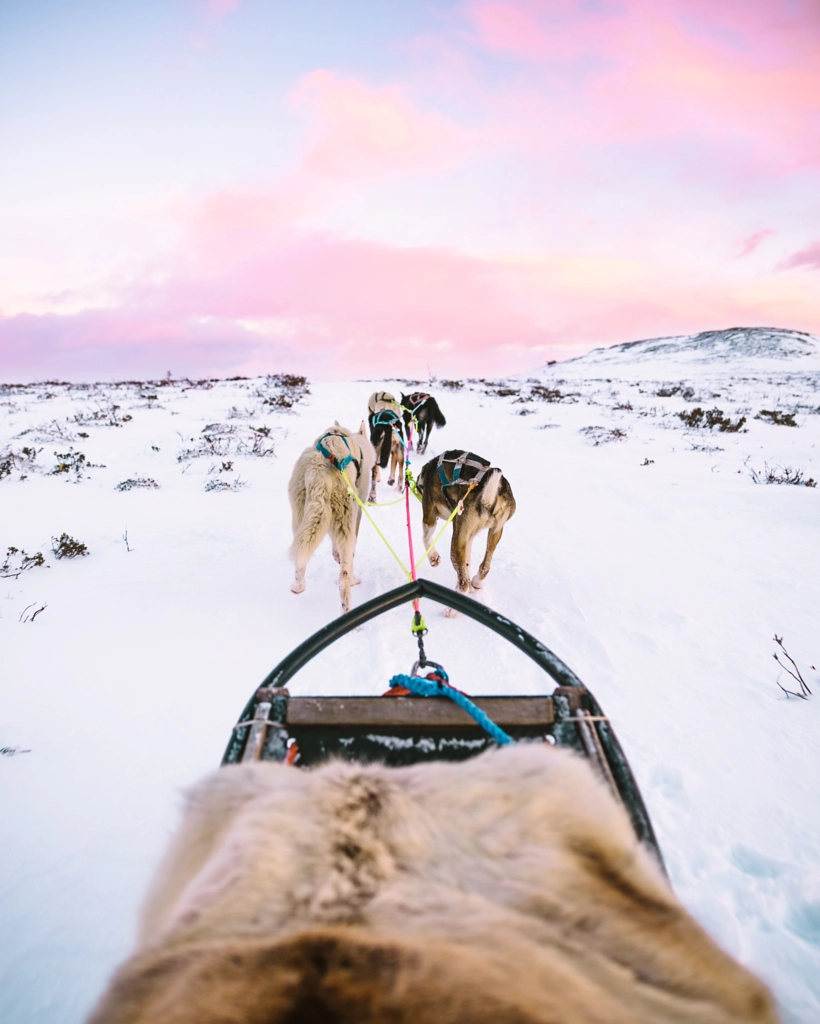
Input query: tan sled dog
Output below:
<box><xmin>87</xmin><ymin>744</ymin><xmax>778</xmax><ymax>1024</ymax></box>
<box><xmin>419</xmin><ymin>449</ymin><xmax>515</xmax><ymax>609</ymax></box>
<box><xmin>367</xmin><ymin>390</ymin><xmax>405</xmax><ymax>501</ymax></box>
<box><xmin>288</xmin><ymin>423</ymin><xmax>375</xmax><ymax>614</ymax></box>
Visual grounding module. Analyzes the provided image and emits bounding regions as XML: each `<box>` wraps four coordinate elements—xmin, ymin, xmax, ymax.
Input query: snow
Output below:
<box><xmin>2</xmin><ymin>331</ymin><xmax>820</xmax><ymax>1023</ymax></box>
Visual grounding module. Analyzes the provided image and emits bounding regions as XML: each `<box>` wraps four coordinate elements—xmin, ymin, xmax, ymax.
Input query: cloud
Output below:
<box><xmin>4</xmin><ymin>222</ymin><xmax>819</xmax><ymax>383</ymax></box>
<box><xmin>735</xmin><ymin>230</ymin><xmax>774</xmax><ymax>259</ymax></box>
<box><xmin>201</xmin><ymin>0</ymin><xmax>240</xmax><ymax>25</ymax></box>
<box><xmin>778</xmin><ymin>242</ymin><xmax>820</xmax><ymax>271</ymax></box>
<box><xmin>461</xmin><ymin>0</ymin><xmax>820</xmax><ymax>175</ymax></box>
<box><xmin>288</xmin><ymin>70</ymin><xmax>470</xmax><ymax>181</ymax></box>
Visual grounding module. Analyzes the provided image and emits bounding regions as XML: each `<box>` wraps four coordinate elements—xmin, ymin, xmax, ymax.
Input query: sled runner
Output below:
<box><xmin>223</xmin><ymin>578</ymin><xmax>664</xmax><ymax>868</ymax></box>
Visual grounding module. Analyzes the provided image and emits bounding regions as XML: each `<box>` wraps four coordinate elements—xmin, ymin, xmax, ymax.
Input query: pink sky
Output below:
<box><xmin>0</xmin><ymin>0</ymin><xmax>818</xmax><ymax>381</ymax></box>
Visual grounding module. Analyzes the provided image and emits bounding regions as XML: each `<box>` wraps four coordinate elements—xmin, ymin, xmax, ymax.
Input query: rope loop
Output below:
<box><xmin>388</xmin><ymin>669</ymin><xmax>514</xmax><ymax>746</ymax></box>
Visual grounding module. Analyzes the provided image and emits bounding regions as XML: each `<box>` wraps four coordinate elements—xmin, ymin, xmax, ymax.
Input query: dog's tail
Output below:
<box><xmin>374</xmin><ymin>424</ymin><xmax>393</xmax><ymax>468</ymax></box>
<box><xmin>478</xmin><ymin>468</ymin><xmax>502</xmax><ymax>511</ymax></box>
<box><xmin>290</xmin><ymin>463</ymin><xmax>333</xmax><ymax>565</ymax></box>
<box><xmin>428</xmin><ymin>397</ymin><xmax>446</xmax><ymax>428</ymax></box>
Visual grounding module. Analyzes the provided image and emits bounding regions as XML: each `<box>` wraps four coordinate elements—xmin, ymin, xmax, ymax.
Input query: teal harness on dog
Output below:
<box><xmin>437</xmin><ymin>451</ymin><xmax>491</xmax><ymax>489</ymax></box>
<box><xmin>315</xmin><ymin>431</ymin><xmax>361</xmax><ymax>476</ymax></box>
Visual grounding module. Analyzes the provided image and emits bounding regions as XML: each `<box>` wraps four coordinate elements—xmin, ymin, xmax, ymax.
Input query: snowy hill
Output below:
<box><xmin>2</xmin><ymin>354</ymin><xmax>819</xmax><ymax>1023</ymax></box>
<box><xmin>542</xmin><ymin>326</ymin><xmax>820</xmax><ymax>378</ymax></box>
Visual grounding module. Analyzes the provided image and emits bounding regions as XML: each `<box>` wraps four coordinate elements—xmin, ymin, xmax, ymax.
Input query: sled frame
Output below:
<box><xmin>222</xmin><ymin>578</ymin><xmax>664</xmax><ymax>869</ymax></box>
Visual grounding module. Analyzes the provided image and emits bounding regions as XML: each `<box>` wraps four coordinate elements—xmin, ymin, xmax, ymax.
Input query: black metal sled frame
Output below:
<box><xmin>222</xmin><ymin>579</ymin><xmax>664</xmax><ymax>868</ymax></box>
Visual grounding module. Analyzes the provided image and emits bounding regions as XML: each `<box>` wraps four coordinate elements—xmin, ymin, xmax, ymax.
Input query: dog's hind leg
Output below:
<box><xmin>444</xmin><ymin>521</ymin><xmax>473</xmax><ymax>616</ymax></box>
<box><xmin>334</xmin><ymin>533</ymin><xmax>358</xmax><ymax>612</ymax></box>
<box><xmin>422</xmin><ymin>509</ymin><xmax>442</xmax><ymax>567</ymax></box>
<box><xmin>471</xmin><ymin>522</ymin><xmax>505</xmax><ymax>589</ymax></box>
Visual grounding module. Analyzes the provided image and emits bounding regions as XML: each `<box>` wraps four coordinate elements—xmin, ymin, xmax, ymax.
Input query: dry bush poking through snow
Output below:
<box><xmin>0</xmin><ymin>445</ymin><xmax>42</xmax><ymax>481</ymax></box>
<box><xmin>116</xmin><ymin>477</ymin><xmax>159</xmax><ymax>491</ymax></box>
<box><xmin>1</xmin><ymin>547</ymin><xmax>46</xmax><ymax>579</ymax></box>
<box><xmin>580</xmin><ymin>426</ymin><xmax>627</xmax><ymax>445</ymax></box>
<box><xmin>678</xmin><ymin>407</ymin><xmax>746</xmax><ymax>432</ymax></box>
<box><xmin>755</xmin><ymin>409</ymin><xmax>797</xmax><ymax>427</ymax></box>
<box><xmin>749</xmin><ymin>464</ymin><xmax>816</xmax><ymax>488</ymax></box>
<box><xmin>51</xmin><ymin>533</ymin><xmax>89</xmax><ymax>559</ymax></box>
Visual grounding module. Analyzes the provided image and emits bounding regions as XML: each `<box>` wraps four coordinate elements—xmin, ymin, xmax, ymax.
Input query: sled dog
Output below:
<box><xmin>401</xmin><ymin>391</ymin><xmax>446</xmax><ymax>454</ymax></box>
<box><xmin>419</xmin><ymin>449</ymin><xmax>515</xmax><ymax>607</ymax></box>
<box><xmin>287</xmin><ymin>423</ymin><xmax>375</xmax><ymax>614</ymax></box>
<box><xmin>387</xmin><ymin>433</ymin><xmax>404</xmax><ymax>494</ymax></box>
<box><xmin>87</xmin><ymin>744</ymin><xmax>779</xmax><ymax>1024</ymax></box>
<box><xmin>367</xmin><ymin>391</ymin><xmax>405</xmax><ymax>501</ymax></box>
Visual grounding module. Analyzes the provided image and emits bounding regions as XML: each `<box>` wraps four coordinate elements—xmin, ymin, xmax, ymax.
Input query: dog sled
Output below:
<box><xmin>223</xmin><ymin>578</ymin><xmax>664</xmax><ymax>868</ymax></box>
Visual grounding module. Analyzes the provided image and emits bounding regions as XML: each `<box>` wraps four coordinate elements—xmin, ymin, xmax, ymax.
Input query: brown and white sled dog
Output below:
<box><xmin>287</xmin><ymin>423</ymin><xmax>375</xmax><ymax>614</ymax></box>
<box><xmin>87</xmin><ymin>743</ymin><xmax>779</xmax><ymax>1024</ymax></box>
<box><xmin>419</xmin><ymin>449</ymin><xmax>515</xmax><ymax>610</ymax></box>
<box><xmin>367</xmin><ymin>390</ymin><xmax>405</xmax><ymax>501</ymax></box>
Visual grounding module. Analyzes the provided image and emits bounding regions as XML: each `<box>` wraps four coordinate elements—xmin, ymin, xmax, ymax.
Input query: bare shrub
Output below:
<box><xmin>748</xmin><ymin>463</ymin><xmax>816</xmax><ymax>488</ymax></box>
<box><xmin>72</xmin><ymin>399</ymin><xmax>132</xmax><ymax>428</ymax></box>
<box><xmin>440</xmin><ymin>380</ymin><xmax>463</xmax><ymax>390</ymax></box>
<box><xmin>257</xmin><ymin>374</ymin><xmax>310</xmax><ymax>410</ymax></box>
<box><xmin>51</xmin><ymin>533</ymin><xmax>89</xmax><ymax>559</ymax></box>
<box><xmin>773</xmin><ymin>635</ymin><xmax>814</xmax><ymax>699</ymax></box>
<box><xmin>116</xmin><ymin>477</ymin><xmax>160</xmax><ymax>491</ymax></box>
<box><xmin>0</xmin><ymin>445</ymin><xmax>41</xmax><ymax>481</ymax></box>
<box><xmin>678</xmin><ymin>407</ymin><xmax>746</xmax><ymax>432</ymax></box>
<box><xmin>50</xmin><ymin>449</ymin><xmax>104</xmax><ymax>480</ymax></box>
<box><xmin>177</xmin><ymin>423</ymin><xmax>275</xmax><ymax>462</ymax></box>
<box><xmin>580</xmin><ymin>426</ymin><xmax>627</xmax><ymax>445</ymax></box>
<box><xmin>755</xmin><ymin>409</ymin><xmax>797</xmax><ymax>427</ymax></box>
<box><xmin>204</xmin><ymin>477</ymin><xmax>246</xmax><ymax>492</ymax></box>
<box><xmin>1</xmin><ymin>547</ymin><xmax>46</xmax><ymax>579</ymax></box>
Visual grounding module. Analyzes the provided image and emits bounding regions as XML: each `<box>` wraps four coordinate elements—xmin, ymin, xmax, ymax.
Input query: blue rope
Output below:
<box><xmin>388</xmin><ymin>669</ymin><xmax>513</xmax><ymax>746</ymax></box>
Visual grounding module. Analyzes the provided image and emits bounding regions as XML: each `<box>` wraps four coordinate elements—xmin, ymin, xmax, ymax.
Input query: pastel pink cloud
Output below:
<box><xmin>463</xmin><ymin>0</ymin><xmax>820</xmax><ymax>173</ymax></box>
<box><xmin>288</xmin><ymin>70</ymin><xmax>470</xmax><ymax>180</ymax></box>
<box><xmin>779</xmin><ymin>242</ymin><xmax>820</xmax><ymax>271</ymax></box>
<box><xmin>4</xmin><ymin>224</ymin><xmax>819</xmax><ymax>382</ymax></box>
<box><xmin>735</xmin><ymin>230</ymin><xmax>775</xmax><ymax>259</ymax></box>
<box><xmin>201</xmin><ymin>0</ymin><xmax>240</xmax><ymax>24</ymax></box>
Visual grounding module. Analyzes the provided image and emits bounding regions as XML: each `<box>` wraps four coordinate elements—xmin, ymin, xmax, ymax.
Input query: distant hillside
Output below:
<box><xmin>545</xmin><ymin>327</ymin><xmax>820</xmax><ymax>377</ymax></box>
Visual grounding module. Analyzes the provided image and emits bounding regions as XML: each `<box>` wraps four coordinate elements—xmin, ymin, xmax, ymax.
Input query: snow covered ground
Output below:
<box><xmin>2</xmin><ymin>328</ymin><xmax>820</xmax><ymax>1023</ymax></box>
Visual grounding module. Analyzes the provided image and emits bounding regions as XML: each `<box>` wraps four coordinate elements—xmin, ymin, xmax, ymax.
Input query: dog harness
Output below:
<box><xmin>437</xmin><ymin>452</ymin><xmax>491</xmax><ymax>489</ymax></box>
<box><xmin>370</xmin><ymin>406</ymin><xmax>406</xmax><ymax>447</ymax></box>
<box><xmin>315</xmin><ymin>431</ymin><xmax>361</xmax><ymax>476</ymax></box>
<box><xmin>403</xmin><ymin>392</ymin><xmax>429</xmax><ymax>415</ymax></box>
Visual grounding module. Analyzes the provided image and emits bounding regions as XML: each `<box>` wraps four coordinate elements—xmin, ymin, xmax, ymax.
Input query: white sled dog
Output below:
<box><xmin>88</xmin><ymin>744</ymin><xmax>778</xmax><ymax>1024</ymax></box>
<box><xmin>288</xmin><ymin>423</ymin><xmax>375</xmax><ymax>614</ymax></box>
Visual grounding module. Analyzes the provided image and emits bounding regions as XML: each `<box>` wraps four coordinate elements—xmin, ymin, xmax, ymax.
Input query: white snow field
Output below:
<box><xmin>2</xmin><ymin>327</ymin><xmax>819</xmax><ymax>1023</ymax></box>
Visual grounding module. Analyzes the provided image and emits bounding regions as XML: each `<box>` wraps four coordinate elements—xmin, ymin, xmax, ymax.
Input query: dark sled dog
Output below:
<box><xmin>401</xmin><ymin>391</ymin><xmax>446</xmax><ymax>454</ymax></box>
<box><xmin>367</xmin><ymin>391</ymin><xmax>405</xmax><ymax>501</ymax></box>
<box><xmin>419</xmin><ymin>450</ymin><xmax>515</xmax><ymax>611</ymax></box>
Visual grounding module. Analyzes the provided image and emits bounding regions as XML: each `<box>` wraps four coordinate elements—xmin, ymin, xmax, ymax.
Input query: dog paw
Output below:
<box><xmin>428</xmin><ymin>551</ymin><xmax>441</xmax><ymax>567</ymax></box>
<box><xmin>470</xmin><ymin>574</ymin><xmax>484</xmax><ymax>589</ymax></box>
<box><xmin>351</xmin><ymin>575</ymin><xmax>361</xmax><ymax>586</ymax></box>
<box><xmin>290</xmin><ymin>579</ymin><xmax>306</xmax><ymax>594</ymax></box>
<box><xmin>387</xmin><ymin>476</ymin><xmax>395</xmax><ymax>486</ymax></box>
<box><xmin>443</xmin><ymin>606</ymin><xmax>460</xmax><ymax>618</ymax></box>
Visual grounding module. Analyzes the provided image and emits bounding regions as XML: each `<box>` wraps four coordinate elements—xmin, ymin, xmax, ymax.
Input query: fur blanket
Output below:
<box><xmin>88</xmin><ymin>745</ymin><xmax>778</xmax><ymax>1023</ymax></box>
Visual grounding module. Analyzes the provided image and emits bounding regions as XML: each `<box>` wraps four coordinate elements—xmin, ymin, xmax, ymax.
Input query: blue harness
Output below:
<box><xmin>437</xmin><ymin>451</ymin><xmax>490</xmax><ymax>489</ymax></box>
<box><xmin>370</xmin><ymin>408</ymin><xmax>405</xmax><ymax>447</ymax></box>
<box><xmin>315</xmin><ymin>431</ymin><xmax>361</xmax><ymax>476</ymax></box>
